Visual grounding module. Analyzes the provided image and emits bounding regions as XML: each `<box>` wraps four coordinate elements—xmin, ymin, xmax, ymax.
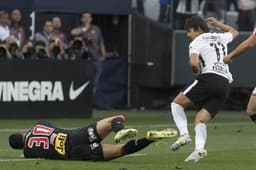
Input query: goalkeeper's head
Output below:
<box><xmin>9</xmin><ymin>133</ymin><xmax>25</xmax><ymax>149</ymax></box>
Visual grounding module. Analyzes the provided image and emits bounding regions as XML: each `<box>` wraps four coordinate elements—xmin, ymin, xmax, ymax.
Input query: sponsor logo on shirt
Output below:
<box><xmin>55</xmin><ymin>133</ymin><xmax>67</xmax><ymax>155</ymax></box>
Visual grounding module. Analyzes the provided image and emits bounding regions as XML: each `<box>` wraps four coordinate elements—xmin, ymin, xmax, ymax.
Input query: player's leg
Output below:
<box><xmin>171</xmin><ymin>75</ymin><xmax>216</xmax><ymax>153</ymax></box>
<box><xmin>171</xmin><ymin>92</ymin><xmax>193</xmax><ymax>136</ymax></box>
<box><xmin>184</xmin><ymin>108</ymin><xmax>210</xmax><ymax>162</ymax></box>
<box><xmin>69</xmin><ymin>116</ymin><xmax>127</xmax><ymax>147</ymax></box>
<box><xmin>185</xmin><ymin>76</ymin><xmax>230</xmax><ymax>162</ymax></box>
<box><xmin>101</xmin><ymin>127</ymin><xmax>178</xmax><ymax>160</ymax></box>
<box><xmin>102</xmin><ymin>138</ymin><xmax>154</xmax><ymax>160</ymax></box>
<box><xmin>96</xmin><ymin>115</ymin><xmax>137</xmax><ymax>142</ymax></box>
<box><xmin>69</xmin><ymin>139</ymin><xmax>153</xmax><ymax>161</ymax></box>
<box><xmin>194</xmin><ymin>108</ymin><xmax>211</xmax><ymax>151</ymax></box>
<box><xmin>185</xmin><ymin>92</ymin><xmax>226</xmax><ymax>162</ymax></box>
<box><xmin>69</xmin><ymin>138</ymin><xmax>152</xmax><ymax>161</ymax></box>
<box><xmin>101</xmin><ymin>144</ymin><xmax>124</xmax><ymax>160</ymax></box>
<box><xmin>96</xmin><ymin>115</ymin><xmax>126</xmax><ymax>139</ymax></box>
<box><xmin>170</xmin><ymin>82</ymin><xmax>198</xmax><ymax>151</ymax></box>
<box><xmin>246</xmin><ymin>89</ymin><xmax>256</xmax><ymax>124</ymax></box>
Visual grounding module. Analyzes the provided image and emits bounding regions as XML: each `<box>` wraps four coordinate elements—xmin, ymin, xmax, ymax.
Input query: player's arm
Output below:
<box><xmin>224</xmin><ymin>33</ymin><xmax>256</xmax><ymax>64</ymax></box>
<box><xmin>189</xmin><ymin>53</ymin><xmax>201</xmax><ymax>75</ymax></box>
<box><xmin>205</xmin><ymin>17</ymin><xmax>239</xmax><ymax>39</ymax></box>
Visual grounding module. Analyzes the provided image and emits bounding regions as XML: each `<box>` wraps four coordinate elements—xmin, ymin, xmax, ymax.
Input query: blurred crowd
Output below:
<box><xmin>134</xmin><ymin>0</ymin><xmax>256</xmax><ymax>31</ymax></box>
<box><xmin>0</xmin><ymin>10</ymin><xmax>106</xmax><ymax>62</ymax></box>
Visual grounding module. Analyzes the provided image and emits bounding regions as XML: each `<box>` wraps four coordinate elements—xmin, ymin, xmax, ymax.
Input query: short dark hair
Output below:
<box><xmin>185</xmin><ymin>15</ymin><xmax>209</xmax><ymax>33</ymax></box>
<box><xmin>9</xmin><ymin>133</ymin><xmax>24</xmax><ymax>149</ymax></box>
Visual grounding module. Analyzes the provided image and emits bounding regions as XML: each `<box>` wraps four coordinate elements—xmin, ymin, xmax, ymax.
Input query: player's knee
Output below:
<box><xmin>170</xmin><ymin>102</ymin><xmax>184</xmax><ymax>112</ymax></box>
<box><xmin>195</xmin><ymin>119</ymin><xmax>208</xmax><ymax>125</ymax></box>
<box><xmin>246</xmin><ymin>107</ymin><xmax>256</xmax><ymax>116</ymax></box>
<box><xmin>195</xmin><ymin>112</ymin><xmax>211</xmax><ymax>124</ymax></box>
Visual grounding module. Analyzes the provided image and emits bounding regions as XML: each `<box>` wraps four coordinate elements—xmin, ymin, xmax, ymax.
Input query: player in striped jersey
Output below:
<box><xmin>169</xmin><ymin>16</ymin><xmax>239</xmax><ymax>162</ymax></box>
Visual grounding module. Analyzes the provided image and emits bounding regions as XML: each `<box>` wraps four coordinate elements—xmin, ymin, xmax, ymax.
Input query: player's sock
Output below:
<box><xmin>170</xmin><ymin>102</ymin><xmax>189</xmax><ymax>135</ymax></box>
<box><xmin>250</xmin><ymin>114</ymin><xmax>256</xmax><ymax>124</ymax></box>
<box><xmin>111</xmin><ymin>117</ymin><xmax>125</xmax><ymax>133</ymax></box>
<box><xmin>121</xmin><ymin>138</ymin><xmax>154</xmax><ymax>155</ymax></box>
<box><xmin>195</xmin><ymin>123</ymin><xmax>207</xmax><ymax>150</ymax></box>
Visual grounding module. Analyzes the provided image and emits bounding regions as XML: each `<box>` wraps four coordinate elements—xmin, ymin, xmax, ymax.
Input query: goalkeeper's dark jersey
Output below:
<box><xmin>23</xmin><ymin>120</ymin><xmax>70</xmax><ymax>160</ymax></box>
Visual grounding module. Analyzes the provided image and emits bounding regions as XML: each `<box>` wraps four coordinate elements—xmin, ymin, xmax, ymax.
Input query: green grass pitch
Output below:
<box><xmin>0</xmin><ymin>110</ymin><xmax>255</xmax><ymax>170</ymax></box>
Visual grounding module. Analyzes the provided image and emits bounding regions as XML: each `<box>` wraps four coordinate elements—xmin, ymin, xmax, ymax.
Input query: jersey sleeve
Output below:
<box><xmin>220</xmin><ymin>32</ymin><xmax>233</xmax><ymax>44</ymax></box>
<box><xmin>189</xmin><ymin>40</ymin><xmax>201</xmax><ymax>57</ymax></box>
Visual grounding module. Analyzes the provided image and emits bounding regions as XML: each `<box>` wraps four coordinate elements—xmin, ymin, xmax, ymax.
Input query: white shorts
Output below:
<box><xmin>252</xmin><ymin>87</ymin><xmax>256</xmax><ymax>96</ymax></box>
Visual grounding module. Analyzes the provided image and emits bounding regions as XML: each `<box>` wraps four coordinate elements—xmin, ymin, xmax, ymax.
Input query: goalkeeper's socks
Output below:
<box><xmin>250</xmin><ymin>114</ymin><xmax>256</xmax><ymax>123</ymax></box>
<box><xmin>111</xmin><ymin>117</ymin><xmax>125</xmax><ymax>133</ymax></box>
<box><xmin>121</xmin><ymin>138</ymin><xmax>154</xmax><ymax>155</ymax></box>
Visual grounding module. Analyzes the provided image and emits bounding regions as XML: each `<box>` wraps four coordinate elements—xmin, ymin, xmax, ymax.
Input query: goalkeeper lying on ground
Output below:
<box><xmin>9</xmin><ymin>115</ymin><xmax>177</xmax><ymax>161</ymax></box>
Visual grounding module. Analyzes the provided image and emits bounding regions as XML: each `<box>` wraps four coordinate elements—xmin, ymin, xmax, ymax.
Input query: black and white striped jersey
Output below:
<box><xmin>189</xmin><ymin>32</ymin><xmax>233</xmax><ymax>83</ymax></box>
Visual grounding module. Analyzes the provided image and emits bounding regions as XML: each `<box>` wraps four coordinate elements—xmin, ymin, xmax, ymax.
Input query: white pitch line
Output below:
<box><xmin>0</xmin><ymin>158</ymin><xmax>41</xmax><ymax>162</ymax></box>
<box><xmin>125</xmin><ymin>153</ymin><xmax>148</xmax><ymax>157</ymax></box>
<box><xmin>0</xmin><ymin>154</ymin><xmax>147</xmax><ymax>162</ymax></box>
<box><xmin>0</xmin><ymin>129</ymin><xmax>29</xmax><ymax>132</ymax></box>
